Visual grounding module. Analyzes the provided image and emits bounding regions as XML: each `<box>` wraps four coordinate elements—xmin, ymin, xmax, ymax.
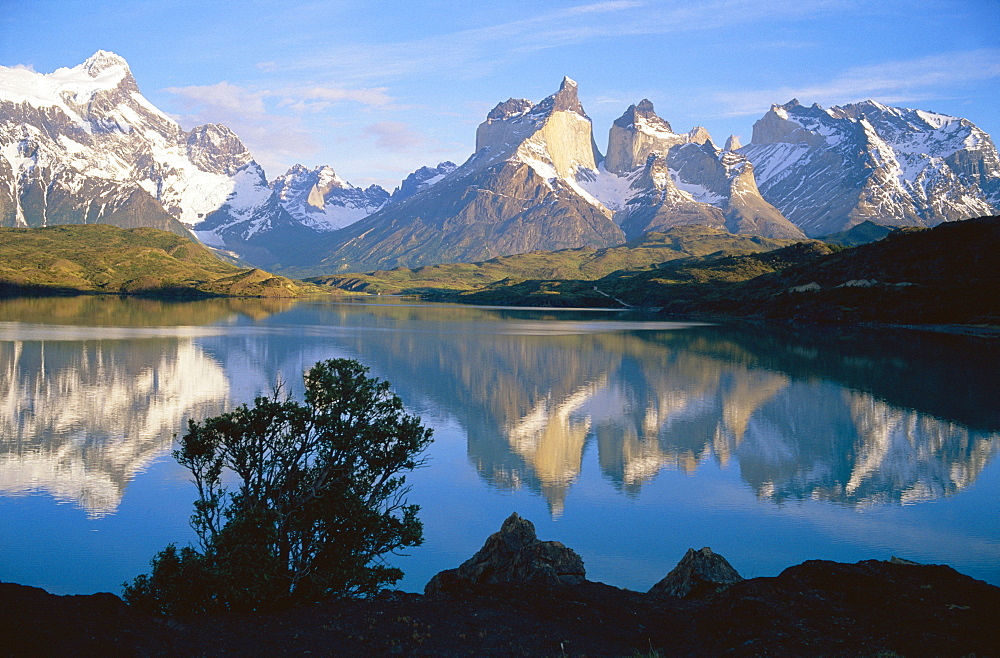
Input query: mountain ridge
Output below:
<box><xmin>2</xmin><ymin>51</ymin><xmax>998</xmax><ymax>273</ymax></box>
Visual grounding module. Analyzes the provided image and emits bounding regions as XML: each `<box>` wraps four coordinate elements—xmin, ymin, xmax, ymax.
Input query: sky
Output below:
<box><xmin>2</xmin><ymin>0</ymin><xmax>998</xmax><ymax>190</ymax></box>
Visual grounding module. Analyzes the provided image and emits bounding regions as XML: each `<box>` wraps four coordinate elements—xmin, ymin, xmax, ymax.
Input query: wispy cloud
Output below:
<box><xmin>277</xmin><ymin>0</ymin><xmax>859</xmax><ymax>82</ymax></box>
<box><xmin>712</xmin><ymin>49</ymin><xmax>1000</xmax><ymax>117</ymax></box>
<box><xmin>162</xmin><ymin>80</ymin><xmax>401</xmax><ymax>174</ymax></box>
<box><xmin>301</xmin><ymin>86</ymin><xmax>393</xmax><ymax>106</ymax></box>
<box><xmin>165</xmin><ymin>81</ymin><xmax>269</xmax><ymax>116</ymax></box>
<box><xmin>163</xmin><ymin>82</ymin><xmax>317</xmax><ymax>174</ymax></box>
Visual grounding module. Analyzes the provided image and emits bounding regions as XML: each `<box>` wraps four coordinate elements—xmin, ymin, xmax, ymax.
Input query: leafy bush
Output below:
<box><xmin>123</xmin><ymin>358</ymin><xmax>433</xmax><ymax>614</ymax></box>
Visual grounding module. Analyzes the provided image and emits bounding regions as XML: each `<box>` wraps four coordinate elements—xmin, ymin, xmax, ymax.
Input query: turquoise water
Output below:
<box><xmin>0</xmin><ymin>295</ymin><xmax>997</xmax><ymax>595</ymax></box>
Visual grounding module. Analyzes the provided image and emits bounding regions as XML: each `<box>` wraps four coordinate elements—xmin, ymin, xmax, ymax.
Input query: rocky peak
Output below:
<box><xmin>605</xmin><ymin>100</ymin><xmax>688</xmax><ymax>175</ymax></box>
<box><xmin>391</xmin><ymin>161</ymin><xmax>457</xmax><ymax>202</ymax></box>
<box><xmin>687</xmin><ymin>126</ymin><xmax>713</xmax><ymax>145</ymax></box>
<box><xmin>474</xmin><ymin>77</ymin><xmax>599</xmax><ymax>180</ymax></box>
<box><xmin>424</xmin><ymin>513</ymin><xmax>586</xmax><ymax>594</ymax></box>
<box><xmin>539</xmin><ymin>76</ymin><xmax>586</xmax><ymax>116</ymax></box>
<box><xmin>750</xmin><ymin>102</ymin><xmax>830</xmax><ymax>147</ymax></box>
<box><xmin>282</xmin><ymin>163</ymin><xmax>311</xmax><ymax>178</ymax></box>
<box><xmin>648</xmin><ymin>547</ymin><xmax>743</xmax><ymax>598</ymax></box>
<box><xmin>486</xmin><ymin>98</ymin><xmax>534</xmax><ymax>122</ymax></box>
<box><xmin>613</xmin><ymin>98</ymin><xmax>673</xmax><ymax>133</ymax></box>
<box><xmin>78</xmin><ymin>50</ymin><xmax>140</xmax><ymax>99</ymax></box>
<box><xmin>185</xmin><ymin>124</ymin><xmax>252</xmax><ymax>176</ymax></box>
<box><xmin>725</xmin><ymin>135</ymin><xmax>742</xmax><ymax>151</ymax></box>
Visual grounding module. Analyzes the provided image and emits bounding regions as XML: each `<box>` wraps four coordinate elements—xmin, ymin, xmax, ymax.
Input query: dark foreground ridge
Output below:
<box><xmin>2</xmin><ymin>514</ymin><xmax>998</xmax><ymax>656</ymax></box>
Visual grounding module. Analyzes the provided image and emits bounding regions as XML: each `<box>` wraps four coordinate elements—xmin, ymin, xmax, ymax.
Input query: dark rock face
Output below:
<box><xmin>425</xmin><ymin>513</ymin><xmax>586</xmax><ymax>594</ymax></box>
<box><xmin>648</xmin><ymin>546</ymin><xmax>743</xmax><ymax>598</ymax></box>
<box><xmin>486</xmin><ymin>98</ymin><xmax>534</xmax><ymax>122</ymax></box>
<box><xmin>613</xmin><ymin>98</ymin><xmax>672</xmax><ymax>132</ymax></box>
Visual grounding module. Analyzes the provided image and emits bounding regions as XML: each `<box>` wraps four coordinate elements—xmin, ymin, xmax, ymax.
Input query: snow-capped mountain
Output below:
<box><xmin>390</xmin><ymin>161</ymin><xmax>457</xmax><ymax>202</ymax></box>
<box><xmin>597</xmin><ymin>99</ymin><xmax>805</xmax><ymax>240</ymax></box>
<box><xmin>4</xmin><ymin>52</ymin><xmax>998</xmax><ymax>273</ymax></box>
<box><xmin>309</xmin><ymin>77</ymin><xmax>626</xmax><ymax>273</ymax></box>
<box><xmin>310</xmin><ymin>82</ymin><xmax>806</xmax><ymax>273</ymax></box>
<box><xmin>740</xmin><ymin>99</ymin><xmax>1000</xmax><ymax>236</ymax></box>
<box><xmin>0</xmin><ymin>51</ymin><xmax>388</xmax><ymax>266</ymax></box>
<box><xmin>193</xmin><ymin>162</ymin><xmax>391</xmax><ymax>266</ymax></box>
<box><xmin>0</xmin><ymin>51</ymin><xmax>282</xmax><ymax>236</ymax></box>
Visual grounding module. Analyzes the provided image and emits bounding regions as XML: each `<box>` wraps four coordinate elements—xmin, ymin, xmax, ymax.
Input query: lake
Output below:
<box><xmin>1</xmin><ymin>295</ymin><xmax>998</xmax><ymax>596</ymax></box>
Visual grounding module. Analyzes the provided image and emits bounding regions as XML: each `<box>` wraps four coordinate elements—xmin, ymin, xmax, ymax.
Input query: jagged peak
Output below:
<box><xmin>533</xmin><ymin>76</ymin><xmax>587</xmax><ymax>117</ymax></box>
<box><xmin>486</xmin><ymin>98</ymin><xmax>534</xmax><ymax>122</ymax></box>
<box><xmin>613</xmin><ymin>98</ymin><xmax>673</xmax><ymax>133</ymax></box>
<box><xmin>281</xmin><ymin>163</ymin><xmax>311</xmax><ymax>177</ymax></box>
<box><xmin>687</xmin><ymin>126</ymin><xmax>713</xmax><ymax>145</ymax></box>
<box><xmin>188</xmin><ymin>122</ymin><xmax>239</xmax><ymax>139</ymax></box>
<box><xmin>82</xmin><ymin>50</ymin><xmax>130</xmax><ymax>77</ymax></box>
<box><xmin>725</xmin><ymin>135</ymin><xmax>742</xmax><ymax>151</ymax></box>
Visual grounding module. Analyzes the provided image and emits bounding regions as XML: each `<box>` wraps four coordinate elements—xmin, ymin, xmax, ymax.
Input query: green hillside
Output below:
<box><xmin>0</xmin><ymin>225</ymin><xmax>319</xmax><ymax>298</ymax></box>
<box><xmin>458</xmin><ymin>216</ymin><xmax>999</xmax><ymax>327</ymax></box>
<box><xmin>308</xmin><ymin>226</ymin><xmax>806</xmax><ymax>296</ymax></box>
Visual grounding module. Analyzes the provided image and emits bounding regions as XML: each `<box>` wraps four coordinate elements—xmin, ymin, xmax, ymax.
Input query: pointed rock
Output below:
<box><xmin>687</xmin><ymin>126</ymin><xmax>713</xmax><ymax>145</ymax></box>
<box><xmin>545</xmin><ymin>76</ymin><xmax>586</xmax><ymax>116</ymax></box>
<box><xmin>425</xmin><ymin>513</ymin><xmax>586</xmax><ymax>594</ymax></box>
<box><xmin>725</xmin><ymin>135</ymin><xmax>742</xmax><ymax>151</ymax></box>
<box><xmin>605</xmin><ymin>99</ymin><xmax>686</xmax><ymax>174</ymax></box>
<box><xmin>649</xmin><ymin>547</ymin><xmax>743</xmax><ymax>598</ymax></box>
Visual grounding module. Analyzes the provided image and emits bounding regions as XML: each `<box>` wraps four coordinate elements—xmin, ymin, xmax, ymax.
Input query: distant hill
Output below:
<box><xmin>662</xmin><ymin>215</ymin><xmax>999</xmax><ymax>325</ymax></box>
<box><xmin>430</xmin><ymin>216</ymin><xmax>998</xmax><ymax>327</ymax></box>
<box><xmin>0</xmin><ymin>225</ymin><xmax>316</xmax><ymax>297</ymax></box>
<box><xmin>308</xmin><ymin>226</ymin><xmax>807</xmax><ymax>296</ymax></box>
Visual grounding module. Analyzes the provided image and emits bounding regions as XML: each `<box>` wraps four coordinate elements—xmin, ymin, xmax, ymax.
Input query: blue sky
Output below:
<box><xmin>2</xmin><ymin>0</ymin><xmax>998</xmax><ymax>189</ymax></box>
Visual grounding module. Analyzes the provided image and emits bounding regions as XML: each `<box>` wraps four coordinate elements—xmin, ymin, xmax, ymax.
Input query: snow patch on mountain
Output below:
<box><xmin>577</xmin><ymin>163</ymin><xmax>637</xmax><ymax>211</ymax></box>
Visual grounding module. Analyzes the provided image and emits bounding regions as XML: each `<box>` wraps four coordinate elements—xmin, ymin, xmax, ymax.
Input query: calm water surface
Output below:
<box><xmin>1</xmin><ymin>295</ymin><xmax>998</xmax><ymax>595</ymax></box>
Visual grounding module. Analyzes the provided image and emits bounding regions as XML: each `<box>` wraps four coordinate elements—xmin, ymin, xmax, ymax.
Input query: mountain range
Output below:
<box><xmin>2</xmin><ymin>51</ymin><xmax>998</xmax><ymax>274</ymax></box>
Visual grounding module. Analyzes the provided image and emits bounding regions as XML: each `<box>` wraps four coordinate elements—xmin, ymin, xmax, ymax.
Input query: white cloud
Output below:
<box><xmin>302</xmin><ymin>86</ymin><xmax>393</xmax><ymax>106</ymax></box>
<box><xmin>163</xmin><ymin>82</ymin><xmax>318</xmax><ymax>177</ymax></box>
<box><xmin>165</xmin><ymin>81</ymin><xmax>268</xmax><ymax>116</ymax></box>
<box><xmin>712</xmin><ymin>49</ymin><xmax>1000</xmax><ymax>117</ymax></box>
<box><xmin>161</xmin><ymin>80</ymin><xmax>404</xmax><ymax>175</ymax></box>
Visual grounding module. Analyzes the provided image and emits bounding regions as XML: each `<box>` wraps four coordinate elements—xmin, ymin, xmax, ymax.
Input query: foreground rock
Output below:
<box><xmin>648</xmin><ymin>546</ymin><xmax>744</xmax><ymax>598</ymax></box>
<box><xmin>3</xmin><ymin>515</ymin><xmax>999</xmax><ymax>655</ymax></box>
<box><xmin>425</xmin><ymin>512</ymin><xmax>585</xmax><ymax>594</ymax></box>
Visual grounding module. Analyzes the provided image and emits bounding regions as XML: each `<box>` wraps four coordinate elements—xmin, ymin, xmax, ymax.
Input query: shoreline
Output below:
<box><xmin>3</xmin><ymin>556</ymin><xmax>998</xmax><ymax>656</ymax></box>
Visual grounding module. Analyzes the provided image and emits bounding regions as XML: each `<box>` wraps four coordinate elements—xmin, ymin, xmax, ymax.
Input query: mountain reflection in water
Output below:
<box><xmin>332</xmin><ymin>314</ymin><xmax>999</xmax><ymax>515</ymax></box>
<box><xmin>1</xmin><ymin>297</ymin><xmax>997</xmax><ymax>520</ymax></box>
<box><xmin>0</xmin><ymin>335</ymin><xmax>228</xmax><ymax>517</ymax></box>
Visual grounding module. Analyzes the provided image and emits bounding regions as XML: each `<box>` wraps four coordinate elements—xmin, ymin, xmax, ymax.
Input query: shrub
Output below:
<box><xmin>123</xmin><ymin>358</ymin><xmax>433</xmax><ymax>614</ymax></box>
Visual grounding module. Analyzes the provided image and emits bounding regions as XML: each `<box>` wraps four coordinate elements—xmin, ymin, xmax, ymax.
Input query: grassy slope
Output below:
<box><xmin>430</xmin><ymin>216</ymin><xmax>999</xmax><ymax>326</ymax></box>
<box><xmin>0</xmin><ymin>225</ymin><xmax>320</xmax><ymax>298</ymax></box>
<box><xmin>308</xmin><ymin>226</ymin><xmax>805</xmax><ymax>296</ymax></box>
<box><xmin>666</xmin><ymin>215</ymin><xmax>999</xmax><ymax>325</ymax></box>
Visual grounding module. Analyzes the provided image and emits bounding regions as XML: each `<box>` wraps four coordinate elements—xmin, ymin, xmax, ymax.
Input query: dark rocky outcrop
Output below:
<box><xmin>425</xmin><ymin>513</ymin><xmax>585</xmax><ymax>594</ymax></box>
<box><xmin>648</xmin><ymin>546</ymin><xmax>744</xmax><ymax>598</ymax></box>
<box><xmin>3</xmin><ymin>537</ymin><xmax>999</xmax><ymax>655</ymax></box>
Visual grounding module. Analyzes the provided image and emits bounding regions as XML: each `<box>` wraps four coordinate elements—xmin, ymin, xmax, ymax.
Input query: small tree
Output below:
<box><xmin>124</xmin><ymin>358</ymin><xmax>432</xmax><ymax>614</ymax></box>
